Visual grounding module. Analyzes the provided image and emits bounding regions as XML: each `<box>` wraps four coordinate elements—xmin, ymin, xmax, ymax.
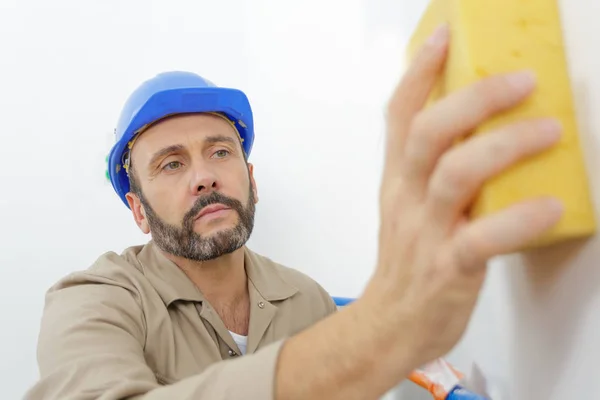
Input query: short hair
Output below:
<box><xmin>127</xmin><ymin>163</ymin><xmax>142</xmax><ymax>197</ymax></box>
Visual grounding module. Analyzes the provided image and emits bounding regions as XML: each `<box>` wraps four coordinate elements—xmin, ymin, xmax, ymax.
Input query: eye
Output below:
<box><xmin>163</xmin><ymin>161</ymin><xmax>182</xmax><ymax>171</ymax></box>
<box><xmin>213</xmin><ymin>149</ymin><xmax>230</xmax><ymax>159</ymax></box>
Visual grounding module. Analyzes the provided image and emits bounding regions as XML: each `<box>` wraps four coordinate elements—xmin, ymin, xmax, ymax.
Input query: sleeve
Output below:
<box><xmin>24</xmin><ymin>275</ymin><xmax>286</xmax><ymax>400</ymax></box>
<box><xmin>327</xmin><ymin>293</ymin><xmax>338</xmax><ymax>313</ymax></box>
<box><xmin>316</xmin><ymin>283</ymin><xmax>338</xmax><ymax>315</ymax></box>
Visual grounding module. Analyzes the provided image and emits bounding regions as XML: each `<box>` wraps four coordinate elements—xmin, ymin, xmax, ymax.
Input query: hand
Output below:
<box><xmin>363</xmin><ymin>24</ymin><xmax>564</xmax><ymax>366</ymax></box>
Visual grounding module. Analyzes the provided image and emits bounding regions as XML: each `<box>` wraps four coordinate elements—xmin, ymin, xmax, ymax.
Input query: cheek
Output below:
<box><xmin>227</xmin><ymin>169</ymin><xmax>252</xmax><ymax>199</ymax></box>
<box><xmin>147</xmin><ymin>185</ymin><xmax>190</xmax><ymax>223</ymax></box>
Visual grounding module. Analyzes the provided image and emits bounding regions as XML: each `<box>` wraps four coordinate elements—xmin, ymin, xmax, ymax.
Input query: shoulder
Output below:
<box><xmin>41</xmin><ymin>245</ymin><xmax>150</xmax><ymax>334</ymax></box>
<box><xmin>47</xmin><ymin>244</ymin><xmax>147</xmax><ymax>296</ymax></box>
<box><xmin>39</xmin><ymin>244</ymin><xmax>150</xmax><ymax>324</ymax></box>
<box><xmin>38</xmin><ymin>246</ymin><xmax>150</xmax><ymax>362</ymax></box>
<box><xmin>247</xmin><ymin>249</ymin><xmax>338</xmax><ymax>315</ymax></box>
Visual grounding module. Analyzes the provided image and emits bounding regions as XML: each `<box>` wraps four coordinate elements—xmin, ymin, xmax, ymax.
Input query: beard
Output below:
<box><xmin>139</xmin><ymin>185</ymin><xmax>255</xmax><ymax>262</ymax></box>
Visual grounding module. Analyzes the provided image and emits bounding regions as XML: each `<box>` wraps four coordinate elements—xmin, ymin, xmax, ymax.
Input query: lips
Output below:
<box><xmin>195</xmin><ymin>204</ymin><xmax>231</xmax><ymax>220</ymax></box>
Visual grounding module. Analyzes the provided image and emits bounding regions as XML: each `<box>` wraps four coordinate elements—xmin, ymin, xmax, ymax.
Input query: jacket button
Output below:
<box><xmin>228</xmin><ymin>349</ymin><xmax>237</xmax><ymax>357</ymax></box>
<box><xmin>258</xmin><ymin>301</ymin><xmax>265</xmax><ymax>309</ymax></box>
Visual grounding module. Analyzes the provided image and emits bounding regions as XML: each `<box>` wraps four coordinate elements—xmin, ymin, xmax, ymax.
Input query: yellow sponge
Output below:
<box><xmin>407</xmin><ymin>0</ymin><xmax>596</xmax><ymax>249</ymax></box>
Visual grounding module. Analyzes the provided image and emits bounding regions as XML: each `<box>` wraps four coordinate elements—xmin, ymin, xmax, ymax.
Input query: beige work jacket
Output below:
<box><xmin>24</xmin><ymin>241</ymin><xmax>337</xmax><ymax>399</ymax></box>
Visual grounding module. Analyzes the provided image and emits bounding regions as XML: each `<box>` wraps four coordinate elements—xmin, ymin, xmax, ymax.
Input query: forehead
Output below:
<box><xmin>134</xmin><ymin>113</ymin><xmax>240</xmax><ymax>150</ymax></box>
<box><xmin>131</xmin><ymin>114</ymin><xmax>241</xmax><ymax>163</ymax></box>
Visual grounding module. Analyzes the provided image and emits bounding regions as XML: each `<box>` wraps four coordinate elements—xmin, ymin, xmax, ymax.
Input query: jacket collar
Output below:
<box><xmin>136</xmin><ymin>241</ymin><xmax>298</xmax><ymax>307</ymax></box>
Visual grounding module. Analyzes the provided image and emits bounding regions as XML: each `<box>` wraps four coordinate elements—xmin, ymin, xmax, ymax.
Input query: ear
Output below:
<box><xmin>126</xmin><ymin>192</ymin><xmax>150</xmax><ymax>234</ymax></box>
<box><xmin>247</xmin><ymin>163</ymin><xmax>259</xmax><ymax>204</ymax></box>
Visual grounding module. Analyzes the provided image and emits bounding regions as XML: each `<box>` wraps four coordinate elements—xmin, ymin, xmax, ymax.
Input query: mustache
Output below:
<box><xmin>183</xmin><ymin>191</ymin><xmax>244</xmax><ymax>223</ymax></box>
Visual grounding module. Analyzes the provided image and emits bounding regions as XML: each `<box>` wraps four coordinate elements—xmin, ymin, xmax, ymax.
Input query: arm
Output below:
<box><xmin>25</xmin><ymin>273</ymin><xmax>413</xmax><ymax>400</ymax></box>
<box><xmin>276</xmin><ymin>295</ymin><xmax>422</xmax><ymax>400</ymax></box>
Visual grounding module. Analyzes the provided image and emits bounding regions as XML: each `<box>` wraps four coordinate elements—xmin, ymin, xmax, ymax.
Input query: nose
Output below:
<box><xmin>190</xmin><ymin>165</ymin><xmax>219</xmax><ymax>196</ymax></box>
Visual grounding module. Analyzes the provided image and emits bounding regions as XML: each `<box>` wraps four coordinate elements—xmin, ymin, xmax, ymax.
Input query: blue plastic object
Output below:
<box><xmin>332</xmin><ymin>296</ymin><xmax>356</xmax><ymax>307</ymax></box>
<box><xmin>446</xmin><ymin>386</ymin><xmax>489</xmax><ymax>400</ymax></box>
<box><xmin>107</xmin><ymin>71</ymin><xmax>254</xmax><ymax>208</ymax></box>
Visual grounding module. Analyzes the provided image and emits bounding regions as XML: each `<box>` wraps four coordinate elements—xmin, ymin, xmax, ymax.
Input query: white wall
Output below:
<box><xmin>0</xmin><ymin>0</ymin><xmax>437</xmax><ymax>398</ymax></box>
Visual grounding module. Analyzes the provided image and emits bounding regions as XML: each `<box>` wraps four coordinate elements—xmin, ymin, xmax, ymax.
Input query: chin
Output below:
<box><xmin>195</xmin><ymin>220</ymin><xmax>237</xmax><ymax>236</ymax></box>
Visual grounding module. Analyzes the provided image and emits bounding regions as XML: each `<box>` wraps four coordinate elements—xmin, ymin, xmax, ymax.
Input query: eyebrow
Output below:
<box><xmin>148</xmin><ymin>144</ymin><xmax>185</xmax><ymax>169</ymax></box>
<box><xmin>147</xmin><ymin>135</ymin><xmax>239</xmax><ymax>168</ymax></box>
<box><xmin>204</xmin><ymin>135</ymin><xmax>238</xmax><ymax>147</ymax></box>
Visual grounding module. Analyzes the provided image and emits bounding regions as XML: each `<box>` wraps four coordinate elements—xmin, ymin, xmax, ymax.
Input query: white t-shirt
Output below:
<box><xmin>228</xmin><ymin>330</ymin><xmax>248</xmax><ymax>355</ymax></box>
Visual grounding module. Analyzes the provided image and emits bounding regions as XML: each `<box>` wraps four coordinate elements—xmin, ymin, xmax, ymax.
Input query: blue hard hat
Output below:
<box><xmin>107</xmin><ymin>71</ymin><xmax>254</xmax><ymax>208</ymax></box>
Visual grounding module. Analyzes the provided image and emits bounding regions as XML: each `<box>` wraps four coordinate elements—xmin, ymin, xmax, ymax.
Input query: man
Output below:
<box><xmin>26</xmin><ymin>24</ymin><xmax>563</xmax><ymax>400</ymax></box>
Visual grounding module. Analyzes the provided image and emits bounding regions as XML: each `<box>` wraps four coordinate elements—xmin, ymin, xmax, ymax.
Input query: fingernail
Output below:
<box><xmin>426</xmin><ymin>23</ymin><xmax>449</xmax><ymax>48</ymax></box>
<box><xmin>505</xmin><ymin>70</ymin><xmax>536</xmax><ymax>93</ymax></box>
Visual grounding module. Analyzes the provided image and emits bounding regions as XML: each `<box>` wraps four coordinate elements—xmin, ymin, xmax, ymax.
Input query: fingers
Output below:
<box><xmin>451</xmin><ymin>197</ymin><xmax>564</xmax><ymax>271</ymax></box>
<box><xmin>384</xmin><ymin>24</ymin><xmax>450</xmax><ymax>171</ymax></box>
<box><xmin>402</xmin><ymin>70</ymin><xmax>537</xmax><ymax>188</ymax></box>
<box><xmin>424</xmin><ymin>117</ymin><xmax>562</xmax><ymax>232</ymax></box>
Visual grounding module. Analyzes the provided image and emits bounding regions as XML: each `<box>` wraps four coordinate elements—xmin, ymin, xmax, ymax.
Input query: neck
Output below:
<box><xmin>163</xmin><ymin>247</ymin><xmax>249</xmax><ymax>306</ymax></box>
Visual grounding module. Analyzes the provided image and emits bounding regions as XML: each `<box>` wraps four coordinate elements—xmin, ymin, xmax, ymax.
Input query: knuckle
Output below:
<box><xmin>436</xmin><ymin>153</ymin><xmax>470</xmax><ymax>192</ymax></box>
<box><xmin>514</xmin><ymin>119</ymin><xmax>551</xmax><ymax>149</ymax></box>
<box><xmin>454</xmin><ymin>234</ymin><xmax>477</xmax><ymax>270</ymax></box>
<box><xmin>483</xmin><ymin>133</ymin><xmax>513</xmax><ymax>161</ymax></box>
<box><xmin>406</xmin><ymin>112</ymin><xmax>437</xmax><ymax>158</ymax></box>
<box><xmin>409</xmin><ymin>111</ymin><xmax>428</xmax><ymax>135</ymax></box>
<box><xmin>380</xmin><ymin>175</ymin><xmax>415</xmax><ymax>214</ymax></box>
<box><xmin>454</xmin><ymin>227</ymin><xmax>486</xmax><ymax>271</ymax></box>
<box><xmin>473</xmin><ymin>80</ymin><xmax>502</xmax><ymax>113</ymax></box>
<box><xmin>474</xmin><ymin>75</ymin><xmax>517</xmax><ymax>113</ymax></box>
<box><xmin>432</xmin><ymin>249</ymin><xmax>455</xmax><ymax>278</ymax></box>
<box><xmin>428</xmin><ymin>160</ymin><xmax>460</xmax><ymax>205</ymax></box>
<box><xmin>483</xmin><ymin>121</ymin><xmax>538</xmax><ymax>164</ymax></box>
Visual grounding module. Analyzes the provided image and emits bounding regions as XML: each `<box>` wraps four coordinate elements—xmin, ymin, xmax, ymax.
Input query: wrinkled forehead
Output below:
<box><xmin>125</xmin><ymin>112</ymin><xmax>244</xmax><ymax>170</ymax></box>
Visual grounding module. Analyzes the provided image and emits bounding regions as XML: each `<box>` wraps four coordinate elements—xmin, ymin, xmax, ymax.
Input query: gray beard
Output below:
<box><xmin>139</xmin><ymin>186</ymin><xmax>255</xmax><ymax>262</ymax></box>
